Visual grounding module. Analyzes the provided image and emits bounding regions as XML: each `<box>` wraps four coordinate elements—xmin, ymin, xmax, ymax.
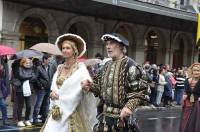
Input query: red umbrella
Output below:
<box><xmin>0</xmin><ymin>45</ymin><xmax>16</xmax><ymax>56</ymax></box>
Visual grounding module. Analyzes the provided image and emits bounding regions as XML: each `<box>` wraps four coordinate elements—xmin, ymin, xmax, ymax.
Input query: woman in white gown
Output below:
<box><xmin>41</xmin><ymin>33</ymin><xmax>97</xmax><ymax>132</ymax></box>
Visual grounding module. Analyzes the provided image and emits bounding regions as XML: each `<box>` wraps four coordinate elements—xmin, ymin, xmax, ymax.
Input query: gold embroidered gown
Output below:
<box><xmin>41</xmin><ymin>63</ymin><xmax>97</xmax><ymax>132</ymax></box>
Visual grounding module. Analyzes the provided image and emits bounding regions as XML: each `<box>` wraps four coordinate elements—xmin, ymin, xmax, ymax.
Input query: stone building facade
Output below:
<box><xmin>0</xmin><ymin>0</ymin><xmax>198</xmax><ymax>67</ymax></box>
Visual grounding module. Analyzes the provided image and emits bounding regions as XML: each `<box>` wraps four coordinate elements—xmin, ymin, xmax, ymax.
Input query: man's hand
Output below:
<box><xmin>120</xmin><ymin>107</ymin><xmax>133</xmax><ymax>121</ymax></box>
<box><xmin>81</xmin><ymin>79</ymin><xmax>92</xmax><ymax>92</ymax></box>
<box><xmin>50</xmin><ymin>90</ymin><xmax>59</xmax><ymax>100</ymax></box>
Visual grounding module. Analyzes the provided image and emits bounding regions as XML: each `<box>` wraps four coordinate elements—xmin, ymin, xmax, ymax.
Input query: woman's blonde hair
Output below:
<box><xmin>187</xmin><ymin>62</ymin><xmax>200</xmax><ymax>78</ymax></box>
<box><xmin>62</xmin><ymin>40</ymin><xmax>79</xmax><ymax>58</ymax></box>
<box><xmin>20</xmin><ymin>57</ymin><xmax>28</xmax><ymax>66</ymax></box>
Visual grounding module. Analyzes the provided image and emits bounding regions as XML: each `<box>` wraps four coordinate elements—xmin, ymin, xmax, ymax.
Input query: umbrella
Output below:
<box><xmin>14</xmin><ymin>49</ymin><xmax>43</xmax><ymax>59</ymax></box>
<box><xmin>83</xmin><ymin>58</ymin><xmax>102</xmax><ymax>67</ymax></box>
<box><xmin>0</xmin><ymin>45</ymin><xmax>16</xmax><ymax>56</ymax></box>
<box><xmin>77</xmin><ymin>56</ymin><xmax>87</xmax><ymax>62</ymax></box>
<box><xmin>30</xmin><ymin>43</ymin><xmax>62</xmax><ymax>55</ymax></box>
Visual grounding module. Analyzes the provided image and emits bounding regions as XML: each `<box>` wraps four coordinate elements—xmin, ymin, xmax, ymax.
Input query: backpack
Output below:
<box><xmin>169</xmin><ymin>75</ymin><xmax>176</xmax><ymax>88</ymax></box>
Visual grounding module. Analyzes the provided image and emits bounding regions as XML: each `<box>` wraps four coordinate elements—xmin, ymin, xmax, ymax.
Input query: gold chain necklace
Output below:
<box><xmin>56</xmin><ymin>62</ymin><xmax>78</xmax><ymax>88</ymax></box>
<box><xmin>63</xmin><ymin>60</ymin><xmax>77</xmax><ymax>69</ymax></box>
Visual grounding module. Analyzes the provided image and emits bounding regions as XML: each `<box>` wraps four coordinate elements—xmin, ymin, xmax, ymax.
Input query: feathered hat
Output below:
<box><xmin>55</xmin><ymin>33</ymin><xmax>86</xmax><ymax>57</ymax></box>
<box><xmin>101</xmin><ymin>33</ymin><xmax>129</xmax><ymax>46</ymax></box>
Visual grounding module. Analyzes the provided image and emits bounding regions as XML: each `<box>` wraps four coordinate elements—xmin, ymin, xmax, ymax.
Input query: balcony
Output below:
<box><xmin>5</xmin><ymin>0</ymin><xmax>197</xmax><ymax>33</ymax></box>
<box><xmin>137</xmin><ymin>0</ymin><xmax>199</xmax><ymax>12</ymax></box>
<box><xmin>137</xmin><ymin>0</ymin><xmax>180</xmax><ymax>9</ymax></box>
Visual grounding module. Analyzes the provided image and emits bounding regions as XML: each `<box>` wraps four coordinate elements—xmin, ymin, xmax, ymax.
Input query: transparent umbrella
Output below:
<box><xmin>14</xmin><ymin>49</ymin><xmax>43</xmax><ymax>59</ymax></box>
<box><xmin>30</xmin><ymin>43</ymin><xmax>62</xmax><ymax>55</ymax></box>
<box><xmin>83</xmin><ymin>59</ymin><xmax>102</xmax><ymax>67</ymax></box>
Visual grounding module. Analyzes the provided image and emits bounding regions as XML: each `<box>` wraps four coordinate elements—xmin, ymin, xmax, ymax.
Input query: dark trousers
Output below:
<box><xmin>163</xmin><ymin>96</ymin><xmax>172</xmax><ymax>106</ymax></box>
<box><xmin>95</xmin><ymin>116</ymin><xmax>129</xmax><ymax>132</ymax></box>
<box><xmin>11</xmin><ymin>87</ymin><xmax>18</xmax><ymax>120</ymax></box>
<box><xmin>33</xmin><ymin>89</ymin><xmax>46</xmax><ymax>121</ymax></box>
<box><xmin>94</xmin><ymin>116</ymin><xmax>141</xmax><ymax>132</ymax></box>
<box><xmin>149</xmin><ymin>87</ymin><xmax>157</xmax><ymax>105</ymax></box>
<box><xmin>16</xmin><ymin>92</ymin><xmax>31</xmax><ymax>121</ymax></box>
<box><xmin>174</xmin><ymin>88</ymin><xmax>184</xmax><ymax>105</ymax></box>
<box><xmin>39</xmin><ymin>91</ymin><xmax>50</xmax><ymax>121</ymax></box>
<box><xmin>0</xmin><ymin>97</ymin><xmax>7</xmax><ymax>121</ymax></box>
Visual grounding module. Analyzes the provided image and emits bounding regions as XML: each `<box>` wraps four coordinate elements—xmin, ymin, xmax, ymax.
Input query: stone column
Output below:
<box><xmin>164</xmin><ymin>31</ymin><xmax>173</xmax><ymax>66</ymax></box>
<box><xmin>88</xmin><ymin>22</ymin><xmax>105</xmax><ymax>58</ymax></box>
<box><xmin>48</xmin><ymin>35</ymin><xmax>58</xmax><ymax>44</ymax></box>
<box><xmin>168</xmin><ymin>49</ymin><xmax>173</xmax><ymax>67</ymax></box>
<box><xmin>1</xmin><ymin>31</ymin><xmax>20</xmax><ymax>50</ymax></box>
<box><xmin>0</xmin><ymin>0</ymin><xmax>3</xmax><ymax>43</ymax></box>
<box><xmin>88</xmin><ymin>40</ymin><xmax>104</xmax><ymax>58</ymax></box>
<box><xmin>135</xmin><ymin>37</ymin><xmax>145</xmax><ymax>65</ymax></box>
<box><xmin>0</xmin><ymin>0</ymin><xmax>2</xmax><ymax>32</ymax></box>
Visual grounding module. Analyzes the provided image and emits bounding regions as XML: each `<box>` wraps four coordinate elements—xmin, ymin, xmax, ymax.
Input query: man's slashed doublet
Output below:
<box><xmin>91</xmin><ymin>57</ymin><xmax>144</xmax><ymax>112</ymax></box>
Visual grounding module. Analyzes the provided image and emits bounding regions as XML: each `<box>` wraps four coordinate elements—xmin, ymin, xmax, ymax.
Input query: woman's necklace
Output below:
<box><xmin>63</xmin><ymin>60</ymin><xmax>76</xmax><ymax>69</ymax></box>
<box><xmin>56</xmin><ymin>62</ymin><xmax>78</xmax><ymax>88</ymax></box>
<box><xmin>190</xmin><ymin>78</ymin><xmax>198</xmax><ymax>103</ymax></box>
<box><xmin>190</xmin><ymin>78</ymin><xmax>198</xmax><ymax>88</ymax></box>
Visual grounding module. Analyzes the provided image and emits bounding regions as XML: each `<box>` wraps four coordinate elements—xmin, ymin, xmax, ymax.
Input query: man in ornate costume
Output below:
<box><xmin>82</xmin><ymin>33</ymin><xmax>148</xmax><ymax>132</ymax></box>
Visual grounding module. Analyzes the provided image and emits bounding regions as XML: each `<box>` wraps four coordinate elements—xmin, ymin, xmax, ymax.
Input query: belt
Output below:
<box><xmin>103</xmin><ymin>104</ymin><xmax>121</xmax><ymax>115</ymax></box>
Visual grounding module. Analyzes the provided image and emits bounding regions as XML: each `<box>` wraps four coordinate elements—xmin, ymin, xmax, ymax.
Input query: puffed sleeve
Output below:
<box><xmin>125</xmin><ymin>65</ymin><xmax>148</xmax><ymax>112</ymax></box>
<box><xmin>89</xmin><ymin>69</ymin><xmax>102</xmax><ymax>97</ymax></box>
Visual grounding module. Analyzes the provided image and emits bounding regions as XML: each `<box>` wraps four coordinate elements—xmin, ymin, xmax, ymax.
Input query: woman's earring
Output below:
<box><xmin>73</xmin><ymin>53</ymin><xmax>77</xmax><ymax>59</ymax></box>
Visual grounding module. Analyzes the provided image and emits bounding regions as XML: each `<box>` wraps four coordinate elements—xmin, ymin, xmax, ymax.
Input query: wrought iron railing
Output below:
<box><xmin>136</xmin><ymin>0</ymin><xmax>200</xmax><ymax>12</ymax></box>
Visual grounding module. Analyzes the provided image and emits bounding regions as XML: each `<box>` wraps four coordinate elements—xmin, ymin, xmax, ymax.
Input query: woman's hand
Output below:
<box><xmin>183</xmin><ymin>94</ymin><xmax>187</xmax><ymax>101</ymax></box>
<box><xmin>50</xmin><ymin>90</ymin><xmax>59</xmax><ymax>100</ymax></box>
<box><xmin>81</xmin><ymin>79</ymin><xmax>92</xmax><ymax>92</ymax></box>
<box><xmin>0</xmin><ymin>64</ymin><xmax>3</xmax><ymax>71</ymax></box>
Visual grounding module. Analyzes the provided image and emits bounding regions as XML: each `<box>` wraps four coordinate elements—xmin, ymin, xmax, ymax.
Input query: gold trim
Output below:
<box><xmin>113</xmin><ymin>61</ymin><xmax>120</xmax><ymax>105</ymax></box>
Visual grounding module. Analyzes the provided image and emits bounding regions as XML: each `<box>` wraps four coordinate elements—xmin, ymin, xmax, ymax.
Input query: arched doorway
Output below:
<box><xmin>115</xmin><ymin>25</ymin><xmax>135</xmax><ymax>58</ymax></box>
<box><xmin>145</xmin><ymin>31</ymin><xmax>159</xmax><ymax>64</ymax></box>
<box><xmin>19</xmin><ymin>17</ymin><xmax>48</xmax><ymax>49</ymax></box>
<box><xmin>173</xmin><ymin>38</ymin><xmax>184</xmax><ymax>68</ymax></box>
<box><xmin>115</xmin><ymin>26</ymin><xmax>129</xmax><ymax>39</ymax></box>
<box><xmin>116</xmin><ymin>26</ymin><xmax>129</xmax><ymax>55</ymax></box>
<box><xmin>68</xmin><ymin>22</ymin><xmax>90</xmax><ymax>57</ymax></box>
